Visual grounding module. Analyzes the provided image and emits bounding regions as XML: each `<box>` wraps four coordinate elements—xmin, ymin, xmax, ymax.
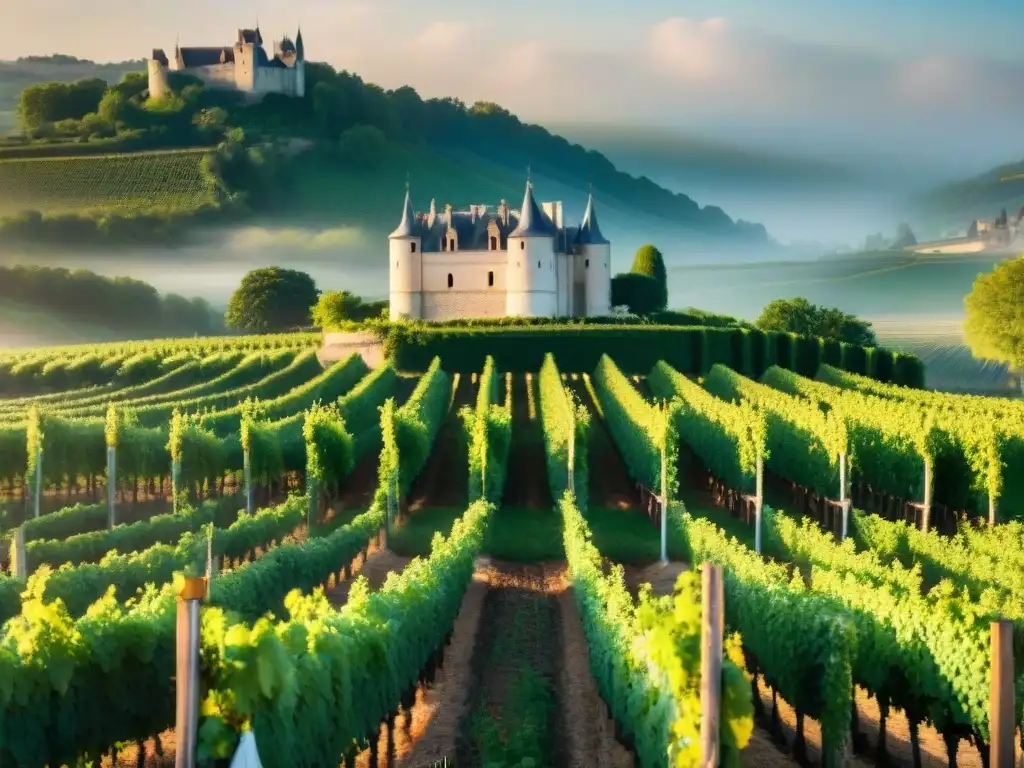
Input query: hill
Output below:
<box><xmin>548</xmin><ymin>123</ymin><xmax>855</xmax><ymax>190</ymax></box>
<box><xmin>0</xmin><ymin>55</ymin><xmax>144</xmax><ymax>134</ymax></box>
<box><xmin>0</xmin><ymin>148</ymin><xmax>216</xmax><ymax>217</ymax></box>
<box><xmin>0</xmin><ymin>57</ymin><xmax>771</xmax><ymax>247</ymax></box>
<box><xmin>913</xmin><ymin>157</ymin><xmax>1024</xmax><ymax>230</ymax></box>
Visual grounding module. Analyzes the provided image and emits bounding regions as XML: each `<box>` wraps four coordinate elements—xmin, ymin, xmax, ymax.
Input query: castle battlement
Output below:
<box><xmin>388</xmin><ymin>179</ymin><xmax>612</xmax><ymax>321</ymax></box>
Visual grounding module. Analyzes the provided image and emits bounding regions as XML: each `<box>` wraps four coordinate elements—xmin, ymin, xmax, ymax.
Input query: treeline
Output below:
<box><xmin>0</xmin><ymin>265</ymin><xmax>223</xmax><ymax>335</ymax></box>
<box><xmin>11</xmin><ymin>57</ymin><xmax>767</xmax><ymax>241</ymax></box>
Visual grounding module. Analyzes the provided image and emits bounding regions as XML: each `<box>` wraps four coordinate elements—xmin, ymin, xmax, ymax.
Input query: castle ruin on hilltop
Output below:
<box><xmin>148</xmin><ymin>25</ymin><xmax>305</xmax><ymax>101</ymax></box>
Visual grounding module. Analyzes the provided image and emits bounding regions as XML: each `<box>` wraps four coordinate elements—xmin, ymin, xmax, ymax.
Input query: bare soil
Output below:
<box><xmin>567</xmin><ymin>377</ymin><xmax>638</xmax><ymax>510</ymax></box>
<box><xmin>504</xmin><ymin>372</ymin><xmax>553</xmax><ymax>510</ymax></box>
<box><xmin>406</xmin><ymin>373</ymin><xmax>474</xmax><ymax>513</ymax></box>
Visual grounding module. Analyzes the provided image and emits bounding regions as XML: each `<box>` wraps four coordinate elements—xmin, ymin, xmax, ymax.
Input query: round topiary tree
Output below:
<box><xmin>630</xmin><ymin>244</ymin><xmax>668</xmax><ymax>311</ymax></box>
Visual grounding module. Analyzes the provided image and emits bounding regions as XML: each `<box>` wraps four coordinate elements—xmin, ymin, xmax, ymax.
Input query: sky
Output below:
<box><xmin>5</xmin><ymin>0</ymin><xmax>1024</xmax><ymax>177</ymax></box>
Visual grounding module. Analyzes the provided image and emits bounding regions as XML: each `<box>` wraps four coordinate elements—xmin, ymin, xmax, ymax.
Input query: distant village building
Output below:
<box><xmin>147</xmin><ymin>25</ymin><xmax>305</xmax><ymax>101</ymax></box>
<box><xmin>908</xmin><ymin>206</ymin><xmax>1024</xmax><ymax>254</ymax></box>
<box><xmin>388</xmin><ymin>179</ymin><xmax>612</xmax><ymax>321</ymax></box>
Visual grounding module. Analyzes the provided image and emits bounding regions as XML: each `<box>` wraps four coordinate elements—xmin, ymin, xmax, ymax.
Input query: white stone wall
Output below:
<box><xmin>180</xmin><ymin>63</ymin><xmax>237</xmax><ymax>89</ymax></box>
<box><xmin>422</xmin><ymin>250</ymin><xmax>506</xmax><ymax>292</ymax></box>
<box><xmin>253</xmin><ymin>66</ymin><xmax>299</xmax><ymax>96</ymax></box>
<box><xmin>582</xmin><ymin>243</ymin><xmax>612</xmax><ymax>316</ymax></box>
<box><xmin>422</xmin><ymin>291</ymin><xmax>505</xmax><ymax>320</ymax></box>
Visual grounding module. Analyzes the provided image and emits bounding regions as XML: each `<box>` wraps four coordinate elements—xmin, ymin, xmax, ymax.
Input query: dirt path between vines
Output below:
<box><xmin>405</xmin><ymin>373</ymin><xmax>473</xmax><ymax>513</ymax></box>
<box><xmin>503</xmin><ymin>372</ymin><xmax>553</xmax><ymax>510</ymax></box>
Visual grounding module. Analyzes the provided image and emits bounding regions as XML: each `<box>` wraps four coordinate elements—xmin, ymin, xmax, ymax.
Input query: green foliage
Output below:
<box><xmin>591</xmin><ymin>355</ymin><xmax>678</xmax><ymax>495</ymax></box>
<box><xmin>559</xmin><ymin>491</ymin><xmax>753</xmax><ymax>766</ymax></box>
<box><xmin>537</xmin><ymin>355</ymin><xmax>589</xmax><ymax>509</ymax></box>
<box><xmin>462</xmin><ymin>357</ymin><xmax>512</xmax><ymax>504</ymax></box>
<box><xmin>611</xmin><ymin>272</ymin><xmax>662</xmax><ymax>315</ymax></box>
<box><xmin>703</xmin><ymin>364</ymin><xmax>846</xmax><ymax>497</ymax></box>
<box><xmin>676</xmin><ymin>508</ymin><xmax>855</xmax><ymax>764</ymax></box>
<box><xmin>196</xmin><ymin>499</ymin><xmax>493</xmax><ymax>764</ymax></box>
<box><xmin>630</xmin><ymin>244</ymin><xmax>668</xmax><ymax>311</ymax></box>
<box><xmin>225</xmin><ymin>267</ymin><xmax>321</xmax><ymax>333</ymax></box>
<box><xmin>648</xmin><ymin>362</ymin><xmax>766</xmax><ymax>493</ymax></box>
<box><xmin>303</xmin><ymin>402</ymin><xmax>355</xmax><ymax>489</ymax></box>
<box><xmin>756</xmin><ymin>298</ymin><xmax>877</xmax><ymax>347</ymax></box>
<box><xmin>336</xmin><ymin>124</ymin><xmax>388</xmax><ymax>170</ymax></box>
<box><xmin>311</xmin><ymin>290</ymin><xmax>386</xmax><ymax>327</ymax></box>
<box><xmin>382</xmin><ymin>323</ymin><xmax>911</xmax><ymax>382</ymax></box>
<box><xmin>766</xmin><ymin>509</ymin><xmax>1003</xmax><ymax>744</ymax></box>
<box><xmin>18</xmin><ymin>78</ymin><xmax>107</xmax><ymax>130</ymax></box>
<box><xmin>964</xmin><ymin>256</ymin><xmax>1024</xmax><ymax>373</ymax></box>
<box><xmin>385</xmin><ymin>357</ymin><xmax>451</xmax><ymax>497</ymax></box>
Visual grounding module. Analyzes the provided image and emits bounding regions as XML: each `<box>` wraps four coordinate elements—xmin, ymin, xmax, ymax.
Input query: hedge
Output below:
<box><xmin>381</xmin><ymin>324</ymin><xmax>922</xmax><ymax>386</ymax></box>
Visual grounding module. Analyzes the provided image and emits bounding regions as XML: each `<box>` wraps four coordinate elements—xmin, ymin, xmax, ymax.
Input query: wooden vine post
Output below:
<box><xmin>566</xmin><ymin>387</ymin><xmax>575</xmax><ymax>496</ymax></box>
<box><xmin>205</xmin><ymin>524</ymin><xmax>217</xmax><ymax>596</ymax></box>
<box><xmin>700</xmin><ymin>564</ymin><xmax>724</xmax><ymax>766</ymax></box>
<box><xmin>839</xmin><ymin>452</ymin><xmax>850</xmax><ymax>541</ymax></box>
<box><xmin>243</xmin><ymin>448</ymin><xmax>253</xmax><ymax>516</ymax></box>
<box><xmin>988</xmin><ymin>493</ymin><xmax>998</xmax><ymax>527</ymax></box>
<box><xmin>176</xmin><ymin>576</ymin><xmax>206</xmax><ymax>768</ymax></box>
<box><xmin>105</xmin><ymin>405</ymin><xmax>118</xmax><ymax>530</ymax></box>
<box><xmin>660</xmin><ymin>401</ymin><xmax>668</xmax><ymax>565</ymax></box>
<box><xmin>990</xmin><ymin>619</ymin><xmax>1014</xmax><ymax>768</ymax></box>
<box><xmin>754</xmin><ymin>453</ymin><xmax>764</xmax><ymax>555</ymax></box>
<box><xmin>12</xmin><ymin>526</ymin><xmax>26</xmax><ymax>580</ymax></box>
<box><xmin>33</xmin><ymin>448</ymin><xmax>43</xmax><ymax>519</ymax></box>
<box><xmin>920</xmin><ymin>460</ymin><xmax>933</xmax><ymax>533</ymax></box>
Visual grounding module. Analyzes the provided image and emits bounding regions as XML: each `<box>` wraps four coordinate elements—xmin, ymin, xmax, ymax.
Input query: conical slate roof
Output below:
<box><xmin>389</xmin><ymin>188</ymin><xmax>420</xmax><ymax>239</ymax></box>
<box><xmin>576</xmin><ymin>193</ymin><xmax>608</xmax><ymax>245</ymax></box>
<box><xmin>508</xmin><ymin>181</ymin><xmax>554</xmax><ymax>238</ymax></box>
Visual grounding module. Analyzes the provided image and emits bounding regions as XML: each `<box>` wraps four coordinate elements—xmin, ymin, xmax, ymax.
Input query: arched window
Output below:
<box><xmin>537</xmin><ymin>261</ymin><xmax>541</xmax><ymax>268</ymax></box>
<box><xmin>449</xmin><ymin>238</ymin><xmax>456</xmax><ymax>251</ymax></box>
<box><xmin>585</xmin><ymin>259</ymin><xmax>589</xmax><ymax>268</ymax></box>
<box><xmin>489</xmin><ymin>236</ymin><xmax>497</xmax><ymax>250</ymax></box>
<box><xmin>411</xmin><ymin>242</ymin><xmax>417</xmax><ymax>253</ymax></box>
<box><xmin>396</xmin><ymin>260</ymin><xmax>399</xmax><ymax>268</ymax></box>
<box><xmin>520</xmin><ymin>241</ymin><xmax>525</xmax><ymax>250</ymax></box>
<box><xmin>447</xmin><ymin>273</ymin><xmax>454</xmax><ymax>288</ymax></box>
<box><xmin>441</xmin><ymin>239</ymin><xmax>448</xmax><ymax>251</ymax></box>
<box><xmin>488</xmin><ymin>271</ymin><xmax>494</xmax><ymax>287</ymax></box>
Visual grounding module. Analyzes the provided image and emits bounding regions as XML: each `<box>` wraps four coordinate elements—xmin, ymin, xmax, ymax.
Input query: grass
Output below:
<box><xmin>0</xmin><ymin>148</ymin><xmax>216</xmax><ymax>216</ymax></box>
<box><xmin>0</xmin><ymin>299</ymin><xmax>143</xmax><ymax>348</ymax></box>
<box><xmin>388</xmin><ymin>502</ymin><xmax>692</xmax><ymax>563</ymax></box>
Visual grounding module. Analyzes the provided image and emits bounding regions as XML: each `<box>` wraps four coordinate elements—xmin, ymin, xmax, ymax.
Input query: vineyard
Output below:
<box><xmin>0</xmin><ymin>149</ymin><xmax>217</xmax><ymax>216</ymax></box>
<box><xmin>0</xmin><ymin>333</ymin><xmax>1021</xmax><ymax>768</ymax></box>
<box><xmin>870</xmin><ymin>316</ymin><xmax>1016</xmax><ymax>395</ymax></box>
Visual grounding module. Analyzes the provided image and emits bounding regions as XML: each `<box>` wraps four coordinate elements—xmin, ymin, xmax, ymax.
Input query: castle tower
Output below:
<box><xmin>388</xmin><ymin>185</ymin><xmax>423</xmax><ymax>320</ymax></box>
<box><xmin>506</xmin><ymin>179</ymin><xmax>557</xmax><ymax>317</ymax></box>
<box><xmin>294</xmin><ymin>27</ymin><xmax>306</xmax><ymax>97</ymax></box>
<box><xmin>147</xmin><ymin>50</ymin><xmax>171</xmax><ymax>99</ymax></box>
<box><xmin>577</xmin><ymin>192</ymin><xmax>611</xmax><ymax>316</ymax></box>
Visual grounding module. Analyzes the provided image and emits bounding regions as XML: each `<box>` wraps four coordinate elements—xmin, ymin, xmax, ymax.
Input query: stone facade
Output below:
<box><xmin>148</xmin><ymin>26</ymin><xmax>305</xmax><ymax>101</ymax></box>
<box><xmin>388</xmin><ymin>179</ymin><xmax>612</xmax><ymax>321</ymax></box>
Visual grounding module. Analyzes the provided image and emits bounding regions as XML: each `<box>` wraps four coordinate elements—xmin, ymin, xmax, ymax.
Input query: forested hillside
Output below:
<box><xmin>0</xmin><ymin>56</ymin><xmax>769</xmax><ymax>244</ymax></box>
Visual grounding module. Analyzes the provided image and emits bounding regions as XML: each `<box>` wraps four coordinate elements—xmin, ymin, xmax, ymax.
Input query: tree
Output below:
<box><xmin>756</xmin><ymin>298</ymin><xmax>820</xmax><ymax>336</ymax></box>
<box><xmin>225</xmin><ymin>267</ymin><xmax>320</xmax><ymax>332</ymax></box>
<box><xmin>611</xmin><ymin>273</ymin><xmax>661</xmax><ymax>315</ymax></box>
<box><xmin>312</xmin><ymin>290</ymin><xmax>366</xmax><ymax>328</ymax></box>
<box><xmin>336</xmin><ymin>124</ymin><xmax>387</xmax><ymax>170</ymax></box>
<box><xmin>630</xmin><ymin>244</ymin><xmax>668</xmax><ymax>311</ymax></box>
<box><xmin>756</xmin><ymin>297</ymin><xmax>877</xmax><ymax>346</ymax></box>
<box><xmin>964</xmin><ymin>257</ymin><xmax>1024</xmax><ymax>385</ymax></box>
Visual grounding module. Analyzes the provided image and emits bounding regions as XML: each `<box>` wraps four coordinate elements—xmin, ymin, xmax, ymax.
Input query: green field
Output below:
<box><xmin>870</xmin><ymin>316</ymin><xmax>1018</xmax><ymax>395</ymax></box>
<box><xmin>0</xmin><ymin>148</ymin><xmax>216</xmax><ymax>216</ymax></box>
<box><xmin>671</xmin><ymin>250</ymin><xmax>1010</xmax><ymax>319</ymax></box>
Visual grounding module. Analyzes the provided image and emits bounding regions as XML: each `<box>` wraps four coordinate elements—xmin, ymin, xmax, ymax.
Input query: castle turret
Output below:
<box><xmin>577</xmin><ymin>192</ymin><xmax>611</xmax><ymax>316</ymax></box>
<box><xmin>294</xmin><ymin>26</ymin><xmax>306</xmax><ymax>97</ymax></box>
<box><xmin>389</xmin><ymin>186</ymin><xmax>423</xmax><ymax>320</ymax></box>
<box><xmin>506</xmin><ymin>179</ymin><xmax>557</xmax><ymax>317</ymax></box>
